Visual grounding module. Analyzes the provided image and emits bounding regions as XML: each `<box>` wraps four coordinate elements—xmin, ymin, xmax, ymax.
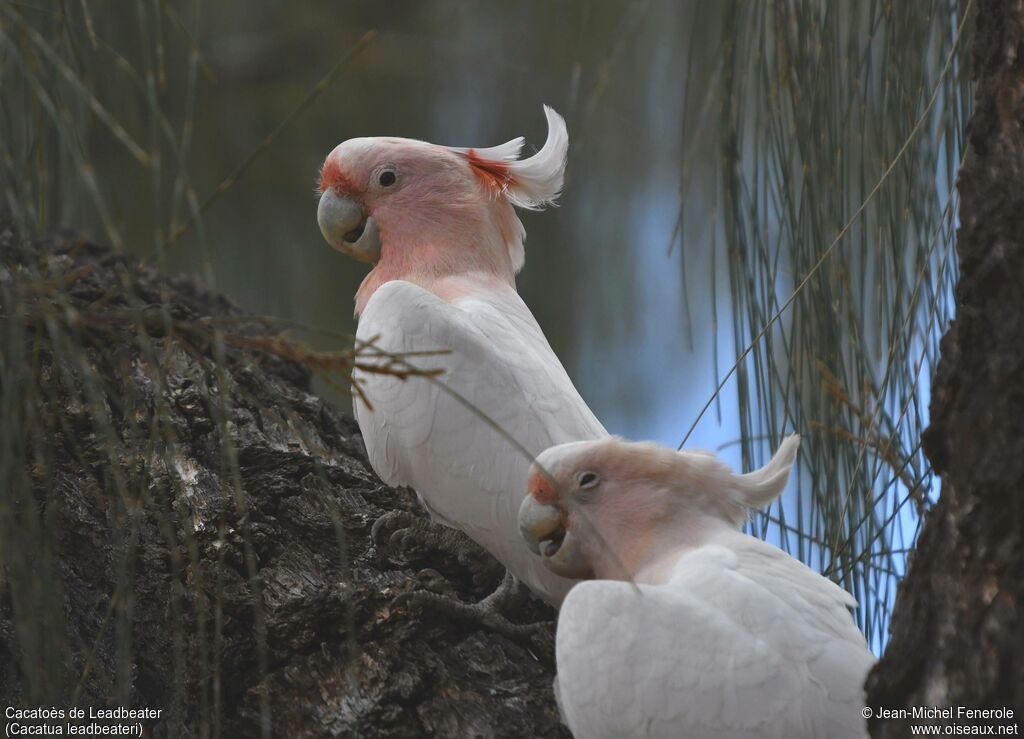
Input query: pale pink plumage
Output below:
<box><xmin>522</xmin><ymin>436</ymin><xmax>875</xmax><ymax>738</ymax></box>
<box><xmin>319</xmin><ymin>107</ymin><xmax>606</xmax><ymax>604</ymax></box>
<box><xmin>319</xmin><ymin>106</ymin><xmax>567</xmax><ymax>316</ymax></box>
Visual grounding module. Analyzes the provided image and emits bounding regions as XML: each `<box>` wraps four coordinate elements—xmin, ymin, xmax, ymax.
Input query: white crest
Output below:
<box><xmin>730</xmin><ymin>434</ymin><xmax>801</xmax><ymax>510</ymax></box>
<box><xmin>449</xmin><ymin>105</ymin><xmax>569</xmax><ymax>211</ymax></box>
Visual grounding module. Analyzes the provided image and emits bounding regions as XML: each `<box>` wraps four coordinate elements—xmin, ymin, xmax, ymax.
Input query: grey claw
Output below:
<box><xmin>371</xmin><ymin>510</ymin><xmax>411</xmax><ymax>545</ymax></box>
<box><xmin>389</xmin><ymin>529</ymin><xmax>412</xmax><ymax>550</ymax></box>
<box><xmin>388</xmin><ymin>573</ymin><xmax>551</xmax><ymax>642</ymax></box>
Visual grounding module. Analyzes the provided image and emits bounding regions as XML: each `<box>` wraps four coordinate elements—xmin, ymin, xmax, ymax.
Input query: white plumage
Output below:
<box><xmin>354</xmin><ymin>279</ymin><xmax>606</xmax><ymax>605</ymax></box>
<box><xmin>448</xmin><ymin>104</ymin><xmax>569</xmax><ymax>211</ymax></box>
<box><xmin>557</xmin><ymin>534</ymin><xmax>874</xmax><ymax>738</ymax></box>
<box><xmin>519</xmin><ymin>436</ymin><xmax>875</xmax><ymax>738</ymax></box>
<box><xmin>318</xmin><ymin>107</ymin><xmax>606</xmax><ymax>604</ymax></box>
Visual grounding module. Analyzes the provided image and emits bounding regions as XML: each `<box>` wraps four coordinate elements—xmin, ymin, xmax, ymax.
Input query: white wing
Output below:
<box><xmin>556</xmin><ymin>534</ymin><xmax>874</xmax><ymax>739</ymax></box>
<box><xmin>354</xmin><ymin>279</ymin><xmax>607</xmax><ymax>604</ymax></box>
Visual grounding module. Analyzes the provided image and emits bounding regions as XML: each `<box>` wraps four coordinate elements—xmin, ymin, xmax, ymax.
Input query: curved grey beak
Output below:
<box><xmin>518</xmin><ymin>496</ymin><xmax>593</xmax><ymax>579</ymax></box>
<box><xmin>519</xmin><ymin>495</ymin><xmax>562</xmax><ymax>556</ymax></box>
<box><xmin>317</xmin><ymin>190</ymin><xmax>381</xmax><ymax>263</ymax></box>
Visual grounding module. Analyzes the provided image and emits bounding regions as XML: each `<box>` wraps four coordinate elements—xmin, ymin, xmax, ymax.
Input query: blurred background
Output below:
<box><xmin>1</xmin><ymin>0</ymin><xmax>971</xmax><ymax>651</ymax></box>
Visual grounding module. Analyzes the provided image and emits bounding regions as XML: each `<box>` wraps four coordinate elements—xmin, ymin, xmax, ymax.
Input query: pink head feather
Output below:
<box><xmin>530</xmin><ymin>435</ymin><xmax>800</xmax><ymax>581</ymax></box>
<box><xmin>318</xmin><ymin>107</ymin><xmax>568</xmax><ymax>314</ymax></box>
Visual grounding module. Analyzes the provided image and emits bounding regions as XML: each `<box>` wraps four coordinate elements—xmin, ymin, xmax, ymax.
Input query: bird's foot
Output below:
<box><xmin>392</xmin><ymin>571</ymin><xmax>551</xmax><ymax>643</ymax></box>
<box><xmin>371</xmin><ymin>510</ymin><xmax>502</xmax><ymax>587</ymax></box>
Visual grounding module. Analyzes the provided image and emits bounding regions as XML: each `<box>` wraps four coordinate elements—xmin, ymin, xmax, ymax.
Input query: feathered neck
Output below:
<box><xmin>354</xmin><ymin>200</ymin><xmax>522</xmax><ymax>316</ymax></box>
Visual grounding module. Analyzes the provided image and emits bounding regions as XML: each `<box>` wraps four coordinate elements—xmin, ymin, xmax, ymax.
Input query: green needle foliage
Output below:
<box><xmin>678</xmin><ymin>0</ymin><xmax>971</xmax><ymax>648</ymax></box>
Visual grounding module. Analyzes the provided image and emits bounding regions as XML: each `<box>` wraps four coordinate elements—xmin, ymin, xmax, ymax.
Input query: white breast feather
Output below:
<box><xmin>354</xmin><ymin>279</ymin><xmax>607</xmax><ymax>605</ymax></box>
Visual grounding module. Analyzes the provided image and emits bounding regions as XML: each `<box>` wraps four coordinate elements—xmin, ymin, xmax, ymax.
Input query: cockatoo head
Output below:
<box><xmin>317</xmin><ymin>106</ymin><xmax>568</xmax><ymax>314</ymax></box>
<box><xmin>518</xmin><ymin>435</ymin><xmax>801</xmax><ymax>581</ymax></box>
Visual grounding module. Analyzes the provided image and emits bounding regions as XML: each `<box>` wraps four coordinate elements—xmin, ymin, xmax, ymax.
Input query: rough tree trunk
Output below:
<box><xmin>866</xmin><ymin>0</ymin><xmax>1024</xmax><ymax>733</ymax></box>
<box><xmin>0</xmin><ymin>228</ymin><xmax>566</xmax><ymax>738</ymax></box>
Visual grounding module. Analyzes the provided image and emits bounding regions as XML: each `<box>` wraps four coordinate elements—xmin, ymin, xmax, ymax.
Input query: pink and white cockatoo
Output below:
<box><xmin>316</xmin><ymin>106</ymin><xmax>607</xmax><ymax>613</ymax></box>
<box><xmin>519</xmin><ymin>435</ymin><xmax>876</xmax><ymax>739</ymax></box>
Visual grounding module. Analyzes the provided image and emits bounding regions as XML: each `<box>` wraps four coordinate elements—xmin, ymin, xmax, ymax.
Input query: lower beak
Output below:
<box><xmin>519</xmin><ymin>495</ymin><xmax>563</xmax><ymax>556</ymax></box>
<box><xmin>317</xmin><ymin>190</ymin><xmax>381</xmax><ymax>263</ymax></box>
<box><xmin>518</xmin><ymin>496</ymin><xmax>593</xmax><ymax>579</ymax></box>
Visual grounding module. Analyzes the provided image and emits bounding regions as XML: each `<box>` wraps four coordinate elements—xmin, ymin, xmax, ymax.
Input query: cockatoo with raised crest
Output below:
<box><xmin>316</xmin><ymin>107</ymin><xmax>606</xmax><ymax>621</ymax></box>
<box><xmin>519</xmin><ymin>435</ymin><xmax>875</xmax><ymax>738</ymax></box>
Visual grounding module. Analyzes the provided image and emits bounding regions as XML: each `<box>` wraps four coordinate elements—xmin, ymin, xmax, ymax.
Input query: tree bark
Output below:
<box><xmin>0</xmin><ymin>228</ymin><xmax>566</xmax><ymax>738</ymax></box>
<box><xmin>866</xmin><ymin>0</ymin><xmax>1024</xmax><ymax>734</ymax></box>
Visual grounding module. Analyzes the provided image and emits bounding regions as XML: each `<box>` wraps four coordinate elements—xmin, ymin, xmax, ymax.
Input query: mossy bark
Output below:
<box><xmin>866</xmin><ymin>1</ymin><xmax>1024</xmax><ymax>733</ymax></box>
<box><xmin>0</xmin><ymin>229</ymin><xmax>565</xmax><ymax>738</ymax></box>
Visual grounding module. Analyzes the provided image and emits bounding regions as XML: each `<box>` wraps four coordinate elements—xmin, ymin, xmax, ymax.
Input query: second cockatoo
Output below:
<box><xmin>519</xmin><ymin>435</ymin><xmax>876</xmax><ymax>738</ymax></box>
<box><xmin>316</xmin><ymin>107</ymin><xmax>607</xmax><ymax>613</ymax></box>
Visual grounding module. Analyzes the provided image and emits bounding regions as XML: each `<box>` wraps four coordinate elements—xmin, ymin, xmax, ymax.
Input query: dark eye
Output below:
<box><xmin>578</xmin><ymin>471</ymin><xmax>600</xmax><ymax>489</ymax></box>
<box><xmin>378</xmin><ymin>170</ymin><xmax>396</xmax><ymax>187</ymax></box>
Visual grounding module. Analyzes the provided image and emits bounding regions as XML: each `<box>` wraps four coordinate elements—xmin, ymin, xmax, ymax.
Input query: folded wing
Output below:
<box><xmin>556</xmin><ymin>538</ymin><xmax>874</xmax><ymax>738</ymax></box>
<box><xmin>354</xmin><ymin>279</ymin><xmax>607</xmax><ymax>604</ymax></box>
